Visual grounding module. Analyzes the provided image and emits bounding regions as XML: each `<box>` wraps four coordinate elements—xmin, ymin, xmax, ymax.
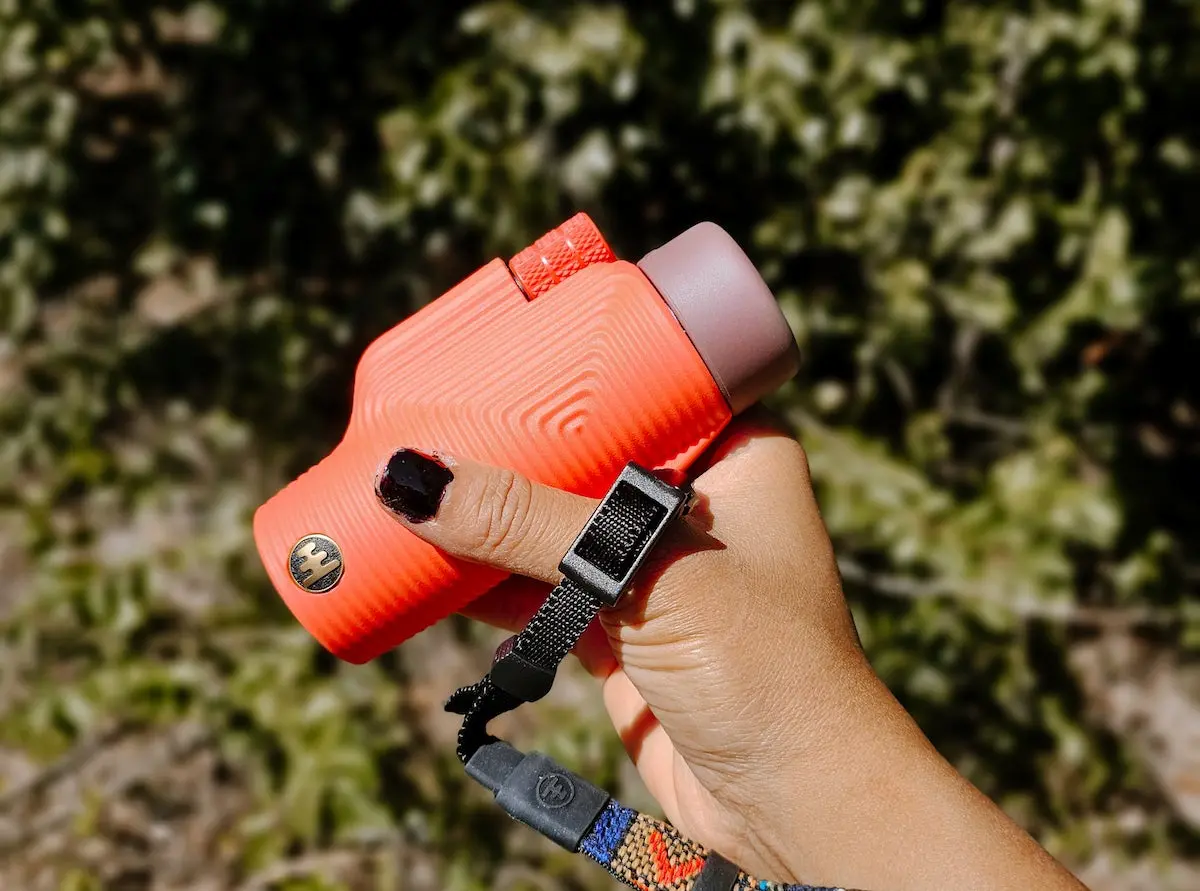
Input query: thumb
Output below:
<box><xmin>374</xmin><ymin>448</ymin><xmax>600</xmax><ymax>586</ymax></box>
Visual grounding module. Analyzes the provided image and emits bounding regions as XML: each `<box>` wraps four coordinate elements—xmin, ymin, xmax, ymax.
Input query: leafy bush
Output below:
<box><xmin>2</xmin><ymin>2</ymin><xmax>1199</xmax><ymax>889</ymax></box>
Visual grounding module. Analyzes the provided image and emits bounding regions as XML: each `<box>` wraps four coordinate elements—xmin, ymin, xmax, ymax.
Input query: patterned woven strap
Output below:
<box><xmin>580</xmin><ymin>801</ymin><xmax>852</xmax><ymax>891</ymax></box>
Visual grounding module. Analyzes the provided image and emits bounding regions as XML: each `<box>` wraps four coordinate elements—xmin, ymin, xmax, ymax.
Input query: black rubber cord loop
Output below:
<box><xmin>444</xmin><ymin>676</ymin><xmax>520</xmax><ymax>760</ymax></box>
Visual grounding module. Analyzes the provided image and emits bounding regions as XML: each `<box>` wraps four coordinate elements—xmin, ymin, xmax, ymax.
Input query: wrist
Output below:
<box><xmin>687</xmin><ymin>646</ymin><xmax>910</xmax><ymax>881</ymax></box>
<box><xmin>752</xmin><ymin>657</ymin><xmax>1085</xmax><ymax>891</ymax></box>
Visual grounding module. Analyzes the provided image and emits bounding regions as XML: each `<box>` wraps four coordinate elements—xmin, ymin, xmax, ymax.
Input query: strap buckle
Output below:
<box><xmin>558</xmin><ymin>463</ymin><xmax>693</xmax><ymax>608</ymax></box>
<box><xmin>487</xmin><ymin>463</ymin><xmax>691</xmax><ymax>704</ymax></box>
<box><xmin>449</xmin><ymin>463</ymin><xmax>692</xmax><ymax>764</ymax></box>
<box><xmin>490</xmin><ymin>633</ymin><xmax>556</xmax><ymax>703</ymax></box>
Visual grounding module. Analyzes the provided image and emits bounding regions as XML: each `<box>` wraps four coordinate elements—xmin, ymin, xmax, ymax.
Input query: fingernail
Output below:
<box><xmin>376</xmin><ymin>449</ymin><xmax>454</xmax><ymax>523</ymax></box>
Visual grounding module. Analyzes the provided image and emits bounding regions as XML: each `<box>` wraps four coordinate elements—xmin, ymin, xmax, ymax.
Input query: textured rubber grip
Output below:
<box><xmin>508</xmin><ymin>213</ymin><xmax>617</xmax><ymax>298</ymax></box>
<box><xmin>253</xmin><ymin>215</ymin><xmax>801</xmax><ymax>664</ymax></box>
<box><xmin>253</xmin><ymin>226</ymin><xmax>731</xmax><ymax>663</ymax></box>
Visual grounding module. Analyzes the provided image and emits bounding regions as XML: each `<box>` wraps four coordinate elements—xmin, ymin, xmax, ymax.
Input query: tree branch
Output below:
<box><xmin>838</xmin><ymin>558</ymin><xmax>1200</xmax><ymax>627</ymax></box>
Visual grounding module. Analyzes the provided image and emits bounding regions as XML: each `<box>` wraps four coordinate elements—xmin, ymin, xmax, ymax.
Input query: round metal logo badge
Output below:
<box><xmin>288</xmin><ymin>534</ymin><xmax>344</xmax><ymax>594</ymax></box>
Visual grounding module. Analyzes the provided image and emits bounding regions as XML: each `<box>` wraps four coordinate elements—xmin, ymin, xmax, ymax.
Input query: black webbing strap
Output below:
<box><xmin>445</xmin><ymin>463</ymin><xmax>692</xmax><ymax>763</ymax></box>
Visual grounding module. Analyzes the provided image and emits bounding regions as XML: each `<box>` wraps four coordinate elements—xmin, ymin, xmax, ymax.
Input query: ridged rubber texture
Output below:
<box><xmin>253</xmin><ymin>259</ymin><xmax>731</xmax><ymax>663</ymax></box>
<box><xmin>508</xmin><ymin>213</ymin><xmax>617</xmax><ymax>299</ymax></box>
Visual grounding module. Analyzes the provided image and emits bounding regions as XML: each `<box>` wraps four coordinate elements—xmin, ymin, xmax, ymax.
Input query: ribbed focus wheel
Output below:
<box><xmin>508</xmin><ymin>213</ymin><xmax>617</xmax><ymax>299</ymax></box>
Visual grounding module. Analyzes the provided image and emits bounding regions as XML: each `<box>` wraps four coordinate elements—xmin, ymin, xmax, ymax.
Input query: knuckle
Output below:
<box><xmin>792</xmin><ymin>439</ymin><xmax>813</xmax><ymax>484</ymax></box>
<box><xmin>470</xmin><ymin>469</ymin><xmax>534</xmax><ymax>559</ymax></box>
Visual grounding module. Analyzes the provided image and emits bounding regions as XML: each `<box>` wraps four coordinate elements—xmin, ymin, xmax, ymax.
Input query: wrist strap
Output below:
<box><xmin>445</xmin><ymin>463</ymin><xmax>859</xmax><ymax>891</ymax></box>
<box><xmin>447</xmin><ymin>464</ymin><xmax>690</xmax><ymax>763</ymax></box>
<box><xmin>583</xmin><ymin>802</ymin><xmax>844</xmax><ymax>891</ymax></box>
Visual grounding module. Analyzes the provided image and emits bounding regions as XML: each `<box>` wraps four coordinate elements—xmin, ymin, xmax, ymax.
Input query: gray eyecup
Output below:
<box><xmin>637</xmin><ymin>222</ymin><xmax>801</xmax><ymax>415</ymax></box>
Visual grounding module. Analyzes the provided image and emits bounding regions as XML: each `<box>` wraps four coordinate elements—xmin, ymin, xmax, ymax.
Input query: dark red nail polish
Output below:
<box><xmin>377</xmin><ymin>449</ymin><xmax>454</xmax><ymax>523</ymax></box>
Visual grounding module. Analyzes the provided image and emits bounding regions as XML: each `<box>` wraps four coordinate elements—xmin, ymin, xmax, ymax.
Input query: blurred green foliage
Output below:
<box><xmin>2</xmin><ymin>1</ymin><xmax>1200</xmax><ymax>889</ymax></box>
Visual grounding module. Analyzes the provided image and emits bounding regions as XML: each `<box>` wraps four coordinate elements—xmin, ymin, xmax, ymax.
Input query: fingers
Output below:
<box><xmin>692</xmin><ymin>414</ymin><xmax>822</xmax><ymax>538</ymax></box>
<box><xmin>690</xmin><ymin>404</ymin><xmax>794</xmax><ymax>476</ymax></box>
<box><xmin>698</xmin><ymin>408</ymin><xmax>809</xmax><ymax>489</ymax></box>
<box><xmin>374</xmin><ymin>448</ymin><xmax>598</xmax><ymax>585</ymax></box>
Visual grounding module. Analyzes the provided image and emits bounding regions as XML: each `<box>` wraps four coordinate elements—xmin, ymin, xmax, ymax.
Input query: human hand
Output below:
<box><xmin>374</xmin><ymin>414</ymin><xmax>1087</xmax><ymax>891</ymax></box>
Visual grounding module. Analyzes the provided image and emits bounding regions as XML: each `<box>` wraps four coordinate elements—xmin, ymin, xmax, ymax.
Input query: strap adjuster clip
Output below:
<box><xmin>558</xmin><ymin>463</ymin><xmax>693</xmax><ymax>608</ymax></box>
<box><xmin>491</xmin><ymin>634</ymin><xmax>556</xmax><ymax>703</ymax></box>
<box><xmin>455</xmin><ymin>462</ymin><xmax>692</xmax><ymax>763</ymax></box>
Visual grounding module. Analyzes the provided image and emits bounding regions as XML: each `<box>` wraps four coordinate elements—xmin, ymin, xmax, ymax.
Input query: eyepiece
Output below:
<box><xmin>638</xmin><ymin>223</ymin><xmax>800</xmax><ymax>414</ymax></box>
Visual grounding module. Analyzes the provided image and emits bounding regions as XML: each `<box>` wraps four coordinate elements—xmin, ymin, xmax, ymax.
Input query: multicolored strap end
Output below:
<box><xmin>580</xmin><ymin>801</ymin><xmax>850</xmax><ymax>891</ymax></box>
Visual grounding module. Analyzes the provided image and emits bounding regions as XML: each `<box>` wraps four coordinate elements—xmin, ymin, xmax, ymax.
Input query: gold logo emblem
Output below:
<box><xmin>289</xmin><ymin>534</ymin><xmax>344</xmax><ymax>593</ymax></box>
